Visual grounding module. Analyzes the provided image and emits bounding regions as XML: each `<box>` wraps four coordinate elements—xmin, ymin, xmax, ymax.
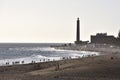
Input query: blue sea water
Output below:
<box><xmin>0</xmin><ymin>43</ymin><xmax>99</xmax><ymax>66</ymax></box>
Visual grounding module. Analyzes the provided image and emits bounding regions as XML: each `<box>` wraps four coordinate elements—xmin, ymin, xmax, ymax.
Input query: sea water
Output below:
<box><xmin>0</xmin><ymin>43</ymin><xmax>99</xmax><ymax>66</ymax></box>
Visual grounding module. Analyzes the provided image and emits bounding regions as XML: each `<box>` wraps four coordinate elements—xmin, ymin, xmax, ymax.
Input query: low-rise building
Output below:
<box><xmin>91</xmin><ymin>33</ymin><xmax>116</xmax><ymax>45</ymax></box>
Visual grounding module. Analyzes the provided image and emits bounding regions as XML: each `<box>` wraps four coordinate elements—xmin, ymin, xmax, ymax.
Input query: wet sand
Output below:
<box><xmin>0</xmin><ymin>44</ymin><xmax>120</xmax><ymax>80</ymax></box>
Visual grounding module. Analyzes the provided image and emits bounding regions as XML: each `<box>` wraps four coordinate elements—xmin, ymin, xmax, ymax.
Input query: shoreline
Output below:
<box><xmin>0</xmin><ymin>46</ymin><xmax>100</xmax><ymax>67</ymax></box>
<box><xmin>53</xmin><ymin>43</ymin><xmax>120</xmax><ymax>54</ymax></box>
<box><xmin>0</xmin><ymin>44</ymin><xmax>120</xmax><ymax>80</ymax></box>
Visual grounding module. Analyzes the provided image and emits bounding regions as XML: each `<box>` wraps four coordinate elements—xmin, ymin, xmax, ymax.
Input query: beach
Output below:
<box><xmin>0</xmin><ymin>44</ymin><xmax>120</xmax><ymax>80</ymax></box>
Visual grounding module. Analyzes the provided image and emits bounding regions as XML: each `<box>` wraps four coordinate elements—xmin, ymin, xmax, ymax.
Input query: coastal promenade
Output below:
<box><xmin>54</xmin><ymin>43</ymin><xmax>120</xmax><ymax>54</ymax></box>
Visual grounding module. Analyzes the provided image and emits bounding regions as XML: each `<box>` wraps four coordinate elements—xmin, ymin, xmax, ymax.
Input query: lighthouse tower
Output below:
<box><xmin>75</xmin><ymin>18</ymin><xmax>82</xmax><ymax>44</ymax></box>
<box><xmin>76</xmin><ymin>18</ymin><xmax>80</xmax><ymax>42</ymax></box>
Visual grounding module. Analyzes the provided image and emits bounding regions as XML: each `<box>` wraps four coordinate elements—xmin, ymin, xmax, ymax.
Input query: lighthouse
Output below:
<box><xmin>74</xmin><ymin>18</ymin><xmax>89</xmax><ymax>45</ymax></box>
<box><xmin>76</xmin><ymin>18</ymin><xmax>80</xmax><ymax>42</ymax></box>
<box><xmin>75</xmin><ymin>18</ymin><xmax>82</xmax><ymax>44</ymax></box>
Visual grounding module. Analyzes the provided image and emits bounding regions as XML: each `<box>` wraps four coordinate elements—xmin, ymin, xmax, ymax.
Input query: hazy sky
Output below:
<box><xmin>0</xmin><ymin>0</ymin><xmax>120</xmax><ymax>43</ymax></box>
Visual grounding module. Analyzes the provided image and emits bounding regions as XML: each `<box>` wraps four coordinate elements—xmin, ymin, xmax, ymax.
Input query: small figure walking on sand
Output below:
<box><xmin>22</xmin><ymin>61</ymin><xmax>24</xmax><ymax>64</ymax></box>
<box><xmin>55</xmin><ymin>62</ymin><xmax>60</xmax><ymax>71</ymax></box>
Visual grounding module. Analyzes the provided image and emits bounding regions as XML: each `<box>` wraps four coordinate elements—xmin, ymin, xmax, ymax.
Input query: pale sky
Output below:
<box><xmin>0</xmin><ymin>0</ymin><xmax>120</xmax><ymax>43</ymax></box>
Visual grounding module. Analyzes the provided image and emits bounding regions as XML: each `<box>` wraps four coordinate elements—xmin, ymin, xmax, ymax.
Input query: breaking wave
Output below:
<box><xmin>0</xmin><ymin>46</ymin><xmax>99</xmax><ymax>66</ymax></box>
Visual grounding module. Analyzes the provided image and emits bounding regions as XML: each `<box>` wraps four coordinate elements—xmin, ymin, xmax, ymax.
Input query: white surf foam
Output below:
<box><xmin>0</xmin><ymin>47</ymin><xmax>99</xmax><ymax>66</ymax></box>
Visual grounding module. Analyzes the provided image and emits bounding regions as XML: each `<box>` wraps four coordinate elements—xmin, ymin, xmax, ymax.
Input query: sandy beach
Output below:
<box><xmin>0</xmin><ymin>44</ymin><xmax>120</xmax><ymax>80</ymax></box>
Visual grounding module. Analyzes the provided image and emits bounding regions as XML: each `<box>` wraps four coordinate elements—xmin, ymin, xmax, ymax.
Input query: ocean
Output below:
<box><xmin>0</xmin><ymin>43</ymin><xmax>99</xmax><ymax>66</ymax></box>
